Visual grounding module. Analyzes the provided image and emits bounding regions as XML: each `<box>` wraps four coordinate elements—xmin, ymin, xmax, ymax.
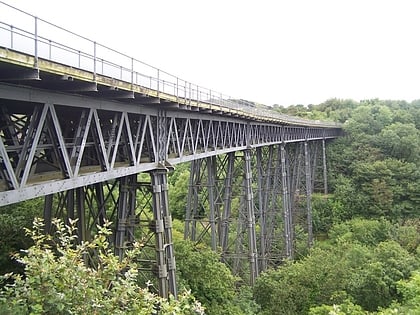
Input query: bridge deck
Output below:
<box><xmin>0</xmin><ymin>3</ymin><xmax>342</xmax><ymax>206</ymax></box>
<box><xmin>0</xmin><ymin>47</ymin><xmax>337</xmax><ymax>128</ymax></box>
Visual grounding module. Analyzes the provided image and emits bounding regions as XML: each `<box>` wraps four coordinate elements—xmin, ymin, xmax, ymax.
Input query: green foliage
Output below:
<box><xmin>376</xmin><ymin>272</ymin><xmax>420</xmax><ymax>314</ymax></box>
<box><xmin>254</xmin><ymin>246</ymin><xmax>353</xmax><ymax>314</ymax></box>
<box><xmin>312</xmin><ymin>194</ymin><xmax>349</xmax><ymax>233</ymax></box>
<box><xmin>169</xmin><ymin>163</ymin><xmax>191</xmax><ymax>220</ymax></box>
<box><xmin>175</xmin><ymin>240</ymin><xmax>247</xmax><ymax>315</ymax></box>
<box><xmin>328</xmin><ymin>218</ymin><xmax>394</xmax><ymax>247</ymax></box>
<box><xmin>394</xmin><ymin>220</ymin><xmax>420</xmax><ymax>253</ymax></box>
<box><xmin>0</xmin><ymin>218</ymin><xmax>204</xmax><ymax>315</ymax></box>
<box><xmin>350</xmin><ymin>159</ymin><xmax>420</xmax><ymax>220</ymax></box>
<box><xmin>309</xmin><ymin>299</ymin><xmax>368</xmax><ymax>315</ymax></box>
<box><xmin>254</xmin><ymin>218</ymin><xmax>419</xmax><ymax>314</ymax></box>
<box><xmin>0</xmin><ymin>199</ymin><xmax>43</xmax><ymax>276</ymax></box>
<box><xmin>376</xmin><ymin>122</ymin><xmax>420</xmax><ymax>162</ymax></box>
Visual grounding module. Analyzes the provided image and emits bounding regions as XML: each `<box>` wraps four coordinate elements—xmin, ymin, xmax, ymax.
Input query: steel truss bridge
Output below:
<box><xmin>0</xmin><ymin>2</ymin><xmax>342</xmax><ymax>298</ymax></box>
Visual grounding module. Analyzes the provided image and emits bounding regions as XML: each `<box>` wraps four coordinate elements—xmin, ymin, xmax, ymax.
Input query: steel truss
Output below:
<box><xmin>0</xmin><ymin>84</ymin><xmax>340</xmax><ymax>297</ymax></box>
<box><xmin>184</xmin><ymin>140</ymin><xmax>329</xmax><ymax>276</ymax></box>
<box><xmin>0</xmin><ymin>84</ymin><xmax>340</xmax><ymax>204</ymax></box>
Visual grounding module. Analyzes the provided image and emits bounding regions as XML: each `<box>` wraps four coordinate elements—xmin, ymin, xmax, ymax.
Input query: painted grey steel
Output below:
<box><xmin>0</xmin><ymin>1</ymin><xmax>340</xmax><ymax>128</ymax></box>
<box><xmin>243</xmin><ymin>149</ymin><xmax>259</xmax><ymax>285</ymax></box>
<box><xmin>281</xmin><ymin>143</ymin><xmax>293</xmax><ymax>259</ymax></box>
<box><xmin>151</xmin><ymin>168</ymin><xmax>177</xmax><ymax>298</ymax></box>
<box><xmin>322</xmin><ymin>139</ymin><xmax>328</xmax><ymax>194</ymax></box>
<box><xmin>0</xmin><ymin>1</ymin><xmax>343</xmax><ymax>299</ymax></box>
<box><xmin>304</xmin><ymin>141</ymin><xmax>314</xmax><ymax>247</ymax></box>
<box><xmin>0</xmin><ymin>84</ymin><xmax>341</xmax><ymax>206</ymax></box>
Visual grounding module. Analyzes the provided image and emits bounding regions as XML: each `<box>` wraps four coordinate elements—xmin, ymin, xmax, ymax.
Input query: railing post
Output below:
<box><xmin>93</xmin><ymin>41</ymin><xmax>97</xmax><ymax>80</ymax></box>
<box><xmin>176</xmin><ymin>77</ymin><xmax>179</xmax><ymax>103</ymax></box>
<box><xmin>188</xmin><ymin>82</ymin><xmax>191</xmax><ymax>105</ymax></box>
<box><xmin>10</xmin><ymin>25</ymin><xmax>13</xmax><ymax>49</ymax></box>
<box><xmin>131</xmin><ymin>57</ymin><xmax>134</xmax><ymax>89</ymax></box>
<box><xmin>157</xmin><ymin>69</ymin><xmax>160</xmax><ymax>97</ymax></box>
<box><xmin>34</xmin><ymin>16</ymin><xmax>38</xmax><ymax>69</ymax></box>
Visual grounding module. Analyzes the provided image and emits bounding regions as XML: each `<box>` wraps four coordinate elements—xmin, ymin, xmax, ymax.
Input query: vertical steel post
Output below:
<box><xmin>255</xmin><ymin>147</ymin><xmax>266</xmax><ymax>271</ymax></box>
<box><xmin>322</xmin><ymin>138</ymin><xmax>328</xmax><ymax>195</ymax></box>
<box><xmin>95</xmin><ymin>183</ymin><xmax>106</xmax><ymax>226</ymax></box>
<box><xmin>207</xmin><ymin>156</ymin><xmax>217</xmax><ymax>250</ymax></box>
<box><xmin>34</xmin><ymin>16</ymin><xmax>38</xmax><ymax>69</ymax></box>
<box><xmin>67</xmin><ymin>189</ymin><xmax>75</xmax><ymax>223</ymax></box>
<box><xmin>304</xmin><ymin>141</ymin><xmax>313</xmax><ymax>247</ymax></box>
<box><xmin>93</xmin><ymin>42</ymin><xmax>97</xmax><ymax>80</ymax></box>
<box><xmin>10</xmin><ymin>25</ymin><xmax>14</xmax><ymax>49</ymax></box>
<box><xmin>243</xmin><ymin>149</ymin><xmax>258</xmax><ymax>285</ymax></box>
<box><xmin>153</xmin><ymin>107</ymin><xmax>177</xmax><ymax>298</ymax></box>
<box><xmin>115</xmin><ymin>176</ymin><xmax>137</xmax><ymax>260</ymax></box>
<box><xmin>281</xmin><ymin>143</ymin><xmax>293</xmax><ymax>259</ymax></box>
<box><xmin>150</xmin><ymin>170</ymin><xmax>168</xmax><ymax>298</ymax></box>
<box><xmin>160</xmin><ymin>169</ymin><xmax>177</xmax><ymax>298</ymax></box>
<box><xmin>43</xmin><ymin>194</ymin><xmax>53</xmax><ymax>233</ymax></box>
<box><xmin>76</xmin><ymin>187</ymin><xmax>86</xmax><ymax>242</ymax></box>
<box><xmin>221</xmin><ymin>152</ymin><xmax>234</xmax><ymax>258</ymax></box>
<box><xmin>150</xmin><ymin>168</ymin><xmax>177</xmax><ymax>298</ymax></box>
<box><xmin>130</xmin><ymin>58</ymin><xmax>134</xmax><ymax>89</ymax></box>
<box><xmin>184</xmin><ymin>159</ymin><xmax>200</xmax><ymax>241</ymax></box>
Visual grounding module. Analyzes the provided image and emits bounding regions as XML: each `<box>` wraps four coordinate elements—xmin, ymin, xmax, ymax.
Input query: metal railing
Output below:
<box><xmin>0</xmin><ymin>1</ymin><xmax>339</xmax><ymax>128</ymax></box>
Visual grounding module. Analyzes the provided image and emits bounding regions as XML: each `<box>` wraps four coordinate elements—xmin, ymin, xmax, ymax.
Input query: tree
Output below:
<box><xmin>328</xmin><ymin>218</ymin><xmax>394</xmax><ymax>247</ymax></box>
<box><xmin>254</xmin><ymin>246</ymin><xmax>355</xmax><ymax>314</ymax></box>
<box><xmin>169</xmin><ymin>163</ymin><xmax>191</xmax><ymax>220</ymax></box>
<box><xmin>0</xmin><ymin>199</ymin><xmax>43</xmax><ymax>276</ymax></box>
<box><xmin>174</xmin><ymin>240</ymin><xmax>251</xmax><ymax>315</ymax></box>
<box><xmin>376</xmin><ymin>123</ymin><xmax>420</xmax><ymax>163</ymax></box>
<box><xmin>309</xmin><ymin>299</ymin><xmax>368</xmax><ymax>315</ymax></box>
<box><xmin>0</xmin><ymin>218</ymin><xmax>204</xmax><ymax>315</ymax></box>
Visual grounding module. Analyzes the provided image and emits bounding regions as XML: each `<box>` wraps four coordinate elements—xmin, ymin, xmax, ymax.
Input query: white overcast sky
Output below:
<box><xmin>2</xmin><ymin>0</ymin><xmax>420</xmax><ymax>106</ymax></box>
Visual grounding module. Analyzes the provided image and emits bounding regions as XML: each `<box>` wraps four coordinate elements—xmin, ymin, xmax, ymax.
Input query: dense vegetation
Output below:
<box><xmin>0</xmin><ymin>98</ymin><xmax>419</xmax><ymax>314</ymax></box>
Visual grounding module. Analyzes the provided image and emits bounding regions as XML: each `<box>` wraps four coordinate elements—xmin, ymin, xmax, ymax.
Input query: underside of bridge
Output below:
<box><xmin>0</xmin><ymin>83</ymin><xmax>337</xmax><ymax>297</ymax></box>
<box><xmin>0</xmin><ymin>2</ymin><xmax>342</xmax><ymax>299</ymax></box>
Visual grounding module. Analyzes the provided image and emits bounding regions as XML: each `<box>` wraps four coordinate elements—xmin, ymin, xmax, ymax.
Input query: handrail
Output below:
<box><xmin>0</xmin><ymin>1</ymin><xmax>340</xmax><ymax>128</ymax></box>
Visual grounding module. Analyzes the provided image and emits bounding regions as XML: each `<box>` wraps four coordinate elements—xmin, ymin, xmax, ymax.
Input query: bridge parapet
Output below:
<box><xmin>0</xmin><ymin>1</ymin><xmax>340</xmax><ymax>128</ymax></box>
<box><xmin>0</xmin><ymin>2</ymin><xmax>343</xmax><ymax>299</ymax></box>
<box><xmin>0</xmin><ymin>83</ymin><xmax>341</xmax><ymax>205</ymax></box>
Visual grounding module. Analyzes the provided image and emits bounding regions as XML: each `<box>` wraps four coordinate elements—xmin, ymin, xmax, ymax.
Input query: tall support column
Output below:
<box><xmin>115</xmin><ymin>175</ymin><xmax>137</xmax><ymax>260</ymax></box>
<box><xmin>322</xmin><ymin>138</ymin><xmax>328</xmax><ymax>195</ymax></box>
<box><xmin>207</xmin><ymin>156</ymin><xmax>218</xmax><ymax>250</ymax></box>
<box><xmin>184</xmin><ymin>160</ymin><xmax>197</xmax><ymax>241</ymax></box>
<box><xmin>151</xmin><ymin>167</ymin><xmax>177</xmax><ymax>299</ymax></box>
<box><xmin>76</xmin><ymin>187</ymin><xmax>86</xmax><ymax>242</ymax></box>
<box><xmin>280</xmin><ymin>143</ymin><xmax>293</xmax><ymax>259</ymax></box>
<box><xmin>243</xmin><ymin>149</ymin><xmax>259</xmax><ymax>285</ymax></box>
<box><xmin>154</xmin><ymin>108</ymin><xmax>177</xmax><ymax>298</ymax></box>
<box><xmin>43</xmin><ymin>194</ymin><xmax>53</xmax><ymax>233</ymax></box>
<box><xmin>221</xmin><ymin>152</ymin><xmax>235</xmax><ymax>260</ymax></box>
<box><xmin>255</xmin><ymin>147</ymin><xmax>267</xmax><ymax>271</ymax></box>
<box><xmin>304</xmin><ymin>141</ymin><xmax>314</xmax><ymax>248</ymax></box>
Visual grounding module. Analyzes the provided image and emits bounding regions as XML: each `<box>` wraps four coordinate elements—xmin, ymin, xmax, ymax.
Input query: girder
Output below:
<box><xmin>0</xmin><ymin>84</ymin><xmax>341</xmax><ymax>205</ymax></box>
<box><xmin>0</xmin><ymin>84</ymin><xmax>338</xmax><ymax>295</ymax></box>
<box><xmin>0</xmin><ymin>2</ymin><xmax>343</xmax><ymax>300</ymax></box>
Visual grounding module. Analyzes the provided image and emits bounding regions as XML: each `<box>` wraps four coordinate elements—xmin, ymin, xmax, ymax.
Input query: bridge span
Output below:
<box><xmin>0</xmin><ymin>2</ymin><xmax>342</xmax><ymax>298</ymax></box>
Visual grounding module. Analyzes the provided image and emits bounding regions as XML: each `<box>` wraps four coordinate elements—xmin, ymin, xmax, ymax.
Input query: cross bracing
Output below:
<box><xmin>0</xmin><ymin>83</ymin><xmax>340</xmax><ymax>205</ymax></box>
<box><xmin>0</xmin><ymin>1</ymin><xmax>343</xmax><ymax>299</ymax></box>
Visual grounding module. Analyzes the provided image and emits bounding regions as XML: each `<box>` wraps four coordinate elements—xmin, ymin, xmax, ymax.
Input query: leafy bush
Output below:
<box><xmin>0</xmin><ymin>218</ymin><xmax>204</xmax><ymax>315</ymax></box>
